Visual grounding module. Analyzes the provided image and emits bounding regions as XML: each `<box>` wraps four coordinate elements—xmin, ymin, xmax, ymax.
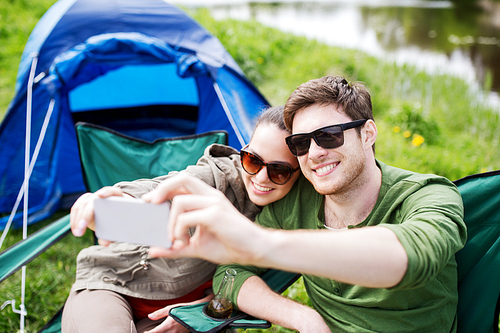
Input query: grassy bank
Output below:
<box><xmin>1</xmin><ymin>1</ymin><xmax>499</xmax><ymax>332</ymax></box>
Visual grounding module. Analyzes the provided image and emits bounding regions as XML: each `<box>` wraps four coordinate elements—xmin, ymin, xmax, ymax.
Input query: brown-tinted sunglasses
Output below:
<box><xmin>240</xmin><ymin>148</ymin><xmax>299</xmax><ymax>185</ymax></box>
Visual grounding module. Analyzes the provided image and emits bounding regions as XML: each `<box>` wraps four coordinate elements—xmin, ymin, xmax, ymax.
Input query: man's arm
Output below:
<box><xmin>147</xmin><ymin>174</ymin><xmax>408</xmax><ymax>288</ymax></box>
<box><xmin>257</xmin><ymin>227</ymin><xmax>407</xmax><ymax>288</ymax></box>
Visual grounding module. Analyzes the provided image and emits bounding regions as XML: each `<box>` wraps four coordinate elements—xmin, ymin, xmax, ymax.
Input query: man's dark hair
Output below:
<box><xmin>283</xmin><ymin>76</ymin><xmax>373</xmax><ymax>131</ymax></box>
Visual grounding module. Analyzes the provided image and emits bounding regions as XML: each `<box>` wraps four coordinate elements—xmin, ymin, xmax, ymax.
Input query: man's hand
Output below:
<box><xmin>70</xmin><ymin>186</ymin><xmax>126</xmax><ymax>238</ymax></box>
<box><xmin>144</xmin><ymin>174</ymin><xmax>265</xmax><ymax>265</ymax></box>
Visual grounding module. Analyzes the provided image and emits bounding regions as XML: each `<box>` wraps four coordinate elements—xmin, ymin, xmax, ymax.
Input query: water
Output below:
<box><xmin>171</xmin><ymin>0</ymin><xmax>500</xmax><ymax>109</ymax></box>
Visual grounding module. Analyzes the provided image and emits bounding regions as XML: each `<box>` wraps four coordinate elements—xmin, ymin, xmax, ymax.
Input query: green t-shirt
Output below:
<box><xmin>215</xmin><ymin>160</ymin><xmax>466</xmax><ymax>332</ymax></box>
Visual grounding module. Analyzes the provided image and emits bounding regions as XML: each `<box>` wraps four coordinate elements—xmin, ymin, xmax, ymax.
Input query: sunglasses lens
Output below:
<box><xmin>315</xmin><ymin>127</ymin><xmax>343</xmax><ymax>149</ymax></box>
<box><xmin>267</xmin><ymin>164</ymin><xmax>293</xmax><ymax>185</ymax></box>
<box><xmin>287</xmin><ymin>126</ymin><xmax>345</xmax><ymax>156</ymax></box>
<box><xmin>286</xmin><ymin>136</ymin><xmax>311</xmax><ymax>156</ymax></box>
<box><xmin>241</xmin><ymin>151</ymin><xmax>263</xmax><ymax>174</ymax></box>
<box><xmin>241</xmin><ymin>150</ymin><xmax>296</xmax><ymax>185</ymax></box>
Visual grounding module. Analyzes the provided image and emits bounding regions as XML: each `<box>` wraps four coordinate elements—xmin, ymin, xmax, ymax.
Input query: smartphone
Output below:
<box><xmin>94</xmin><ymin>196</ymin><xmax>172</xmax><ymax>248</ymax></box>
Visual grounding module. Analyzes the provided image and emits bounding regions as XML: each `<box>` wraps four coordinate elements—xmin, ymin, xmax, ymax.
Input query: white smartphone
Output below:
<box><xmin>94</xmin><ymin>196</ymin><xmax>172</xmax><ymax>248</ymax></box>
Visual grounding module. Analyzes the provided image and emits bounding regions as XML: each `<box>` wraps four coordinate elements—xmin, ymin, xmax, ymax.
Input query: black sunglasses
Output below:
<box><xmin>285</xmin><ymin>119</ymin><xmax>368</xmax><ymax>156</ymax></box>
<box><xmin>240</xmin><ymin>148</ymin><xmax>299</xmax><ymax>185</ymax></box>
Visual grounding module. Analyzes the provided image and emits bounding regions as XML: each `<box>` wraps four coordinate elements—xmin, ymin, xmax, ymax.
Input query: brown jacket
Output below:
<box><xmin>71</xmin><ymin>144</ymin><xmax>261</xmax><ymax>300</ymax></box>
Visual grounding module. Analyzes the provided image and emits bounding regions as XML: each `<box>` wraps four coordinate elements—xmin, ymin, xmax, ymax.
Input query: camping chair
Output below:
<box><xmin>0</xmin><ymin>122</ymin><xmax>299</xmax><ymax>332</ymax></box>
<box><xmin>454</xmin><ymin>170</ymin><xmax>500</xmax><ymax>333</ymax></box>
<box><xmin>74</xmin><ymin>122</ymin><xmax>229</xmax><ymax>192</ymax></box>
<box><xmin>1</xmin><ymin>124</ymin><xmax>226</xmax><ymax>332</ymax></box>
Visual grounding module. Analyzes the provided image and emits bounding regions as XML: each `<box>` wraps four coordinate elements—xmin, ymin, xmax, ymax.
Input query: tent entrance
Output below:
<box><xmin>71</xmin><ymin>104</ymin><xmax>199</xmax><ymax>142</ymax></box>
<box><xmin>67</xmin><ymin>63</ymin><xmax>201</xmax><ymax>141</ymax></box>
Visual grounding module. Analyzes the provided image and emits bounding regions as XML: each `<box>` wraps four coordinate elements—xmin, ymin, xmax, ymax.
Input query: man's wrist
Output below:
<box><xmin>254</xmin><ymin>229</ymin><xmax>290</xmax><ymax>268</ymax></box>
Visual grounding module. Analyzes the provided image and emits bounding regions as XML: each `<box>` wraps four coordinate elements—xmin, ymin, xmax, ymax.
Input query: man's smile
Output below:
<box><xmin>313</xmin><ymin>162</ymin><xmax>339</xmax><ymax>176</ymax></box>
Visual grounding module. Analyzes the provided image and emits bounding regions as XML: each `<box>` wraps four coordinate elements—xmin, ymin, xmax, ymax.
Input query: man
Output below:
<box><xmin>148</xmin><ymin>75</ymin><xmax>466</xmax><ymax>332</ymax></box>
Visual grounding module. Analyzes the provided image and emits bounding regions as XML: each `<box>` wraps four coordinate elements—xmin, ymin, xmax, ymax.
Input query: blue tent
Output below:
<box><xmin>0</xmin><ymin>0</ymin><xmax>269</xmax><ymax>230</ymax></box>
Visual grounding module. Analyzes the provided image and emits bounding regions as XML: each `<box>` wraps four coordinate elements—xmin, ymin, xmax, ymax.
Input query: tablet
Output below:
<box><xmin>94</xmin><ymin>196</ymin><xmax>172</xmax><ymax>248</ymax></box>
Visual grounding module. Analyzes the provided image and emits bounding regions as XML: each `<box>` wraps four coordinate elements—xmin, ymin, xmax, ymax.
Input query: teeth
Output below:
<box><xmin>254</xmin><ymin>183</ymin><xmax>273</xmax><ymax>192</ymax></box>
<box><xmin>316</xmin><ymin>163</ymin><xmax>337</xmax><ymax>175</ymax></box>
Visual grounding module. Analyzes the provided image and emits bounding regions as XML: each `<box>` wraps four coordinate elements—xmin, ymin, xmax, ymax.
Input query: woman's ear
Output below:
<box><xmin>362</xmin><ymin>119</ymin><xmax>377</xmax><ymax>151</ymax></box>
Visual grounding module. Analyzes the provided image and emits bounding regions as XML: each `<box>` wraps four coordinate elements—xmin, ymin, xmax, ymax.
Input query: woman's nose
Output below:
<box><xmin>255</xmin><ymin>166</ymin><xmax>269</xmax><ymax>182</ymax></box>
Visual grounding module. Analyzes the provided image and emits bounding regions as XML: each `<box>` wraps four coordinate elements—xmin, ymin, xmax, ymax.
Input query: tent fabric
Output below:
<box><xmin>0</xmin><ymin>0</ymin><xmax>269</xmax><ymax>230</ymax></box>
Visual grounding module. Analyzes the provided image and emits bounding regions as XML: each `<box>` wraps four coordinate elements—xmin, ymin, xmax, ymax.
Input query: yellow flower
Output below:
<box><xmin>393</xmin><ymin>126</ymin><xmax>401</xmax><ymax>133</ymax></box>
<box><xmin>403</xmin><ymin>130</ymin><xmax>411</xmax><ymax>138</ymax></box>
<box><xmin>257</xmin><ymin>57</ymin><xmax>264</xmax><ymax>64</ymax></box>
<box><xmin>411</xmin><ymin>134</ymin><xmax>425</xmax><ymax>147</ymax></box>
<box><xmin>481</xmin><ymin>168</ymin><xmax>488</xmax><ymax>173</ymax></box>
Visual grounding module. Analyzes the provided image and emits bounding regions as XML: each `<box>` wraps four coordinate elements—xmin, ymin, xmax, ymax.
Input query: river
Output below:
<box><xmin>170</xmin><ymin>0</ymin><xmax>500</xmax><ymax>109</ymax></box>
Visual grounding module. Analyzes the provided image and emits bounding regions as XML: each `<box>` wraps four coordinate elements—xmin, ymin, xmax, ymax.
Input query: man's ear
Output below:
<box><xmin>362</xmin><ymin>120</ymin><xmax>377</xmax><ymax>150</ymax></box>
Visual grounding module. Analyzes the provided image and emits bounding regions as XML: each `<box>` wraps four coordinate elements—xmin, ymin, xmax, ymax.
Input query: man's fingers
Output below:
<box><xmin>149</xmin><ymin>239</ymin><xmax>195</xmax><ymax>259</ymax></box>
<box><xmin>168</xmin><ymin>193</ymin><xmax>222</xmax><ymax>241</ymax></box>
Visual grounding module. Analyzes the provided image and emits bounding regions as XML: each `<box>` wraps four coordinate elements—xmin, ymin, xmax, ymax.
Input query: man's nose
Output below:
<box><xmin>307</xmin><ymin>138</ymin><xmax>328</xmax><ymax>159</ymax></box>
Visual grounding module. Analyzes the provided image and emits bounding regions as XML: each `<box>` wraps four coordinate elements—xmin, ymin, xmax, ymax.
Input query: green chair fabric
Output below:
<box><xmin>0</xmin><ymin>215</ymin><xmax>71</xmax><ymax>284</ymax></box>
<box><xmin>169</xmin><ymin>302</ymin><xmax>269</xmax><ymax>333</ymax></box>
<box><xmin>75</xmin><ymin>122</ymin><xmax>228</xmax><ymax>192</ymax></box>
<box><xmin>454</xmin><ymin>170</ymin><xmax>500</xmax><ymax>333</ymax></box>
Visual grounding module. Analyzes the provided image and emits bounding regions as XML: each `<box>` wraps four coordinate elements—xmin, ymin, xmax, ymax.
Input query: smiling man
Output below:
<box><xmin>208</xmin><ymin>75</ymin><xmax>467</xmax><ymax>332</ymax></box>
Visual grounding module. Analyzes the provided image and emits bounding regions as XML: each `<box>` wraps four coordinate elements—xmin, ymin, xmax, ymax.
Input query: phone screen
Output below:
<box><xmin>94</xmin><ymin>196</ymin><xmax>171</xmax><ymax>248</ymax></box>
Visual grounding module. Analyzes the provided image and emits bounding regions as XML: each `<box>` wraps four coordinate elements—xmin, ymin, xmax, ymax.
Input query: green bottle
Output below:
<box><xmin>206</xmin><ymin>269</ymin><xmax>237</xmax><ymax>319</ymax></box>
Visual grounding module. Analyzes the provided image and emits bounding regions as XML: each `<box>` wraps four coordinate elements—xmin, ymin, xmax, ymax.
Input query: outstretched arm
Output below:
<box><xmin>146</xmin><ymin>174</ymin><xmax>408</xmax><ymax>288</ymax></box>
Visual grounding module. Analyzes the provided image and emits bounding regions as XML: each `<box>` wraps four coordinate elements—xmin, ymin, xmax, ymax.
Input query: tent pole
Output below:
<box><xmin>22</xmin><ymin>52</ymin><xmax>37</xmax><ymax>332</ymax></box>
<box><xmin>0</xmin><ymin>98</ymin><xmax>54</xmax><ymax>327</ymax></box>
<box><xmin>0</xmin><ymin>54</ymin><xmax>54</xmax><ymax>329</ymax></box>
<box><xmin>213</xmin><ymin>82</ymin><xmax>246</xmax><ymax>147</ymax></box>
<box><xmin>0</xmin><ymin>99</ymin><xmax>55</xmax><ymax>249</ymax></box>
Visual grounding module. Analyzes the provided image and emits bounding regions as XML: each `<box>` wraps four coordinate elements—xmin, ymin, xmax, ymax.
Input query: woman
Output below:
<box><xmin>62</xmin><ymin>105</ymin><xmax>301</xmax><ymax>333</ymax></box>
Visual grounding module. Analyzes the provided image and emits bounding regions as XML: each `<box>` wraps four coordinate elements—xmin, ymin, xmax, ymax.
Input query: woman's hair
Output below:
<box><xmin>254</xmin><ymin>105</ymin><xmax>289</xmax><ymax>134</ymax></box>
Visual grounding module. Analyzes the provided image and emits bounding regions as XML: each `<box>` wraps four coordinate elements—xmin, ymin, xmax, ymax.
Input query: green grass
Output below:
<box><xmin>0</xmin><ymin>0</ymin><xmax>58</xmax><ymax>114</ymax></box>
<box><xmin>1</xmin><ymin>2</ymin><xmax>500</xmax><ymax>332</ymax></box>
<box><xmin>0</xmin><ymin>211</ymin><xmax>93</xmax><ymax>333</ymax></box>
